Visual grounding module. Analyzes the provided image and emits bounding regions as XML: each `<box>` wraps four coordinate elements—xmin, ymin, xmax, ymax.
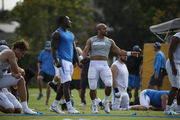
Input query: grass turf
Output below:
<box><xmin>0</xmin><ymin>88</ymin><xmax>179</xmax><ymax>120</ymax></box>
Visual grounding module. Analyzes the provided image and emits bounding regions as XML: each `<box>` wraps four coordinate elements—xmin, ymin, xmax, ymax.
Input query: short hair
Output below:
<box><xmin>58</xmin><ymin>16</ymin><xmax>67</xmax><ymax>25</ymax></box>
<box><xmin>96</xmin><ymin>23</ymin><xmax>106</xmax><ymax>31</ymax></box>
<box><xmin>12</xmin><ymin>40</ymin><xmax>29</xmax><ymax>51</ymax></box>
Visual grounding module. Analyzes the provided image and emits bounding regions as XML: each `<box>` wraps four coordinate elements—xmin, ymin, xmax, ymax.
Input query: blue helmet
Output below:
<box><xmin>132</xmin><ymin>45</ymin><xmax>141</xmax><ymax>52</ymax></box>
<box><xmin>153</xmin><ymin>42</ymin><xmax>161</xmax><ymax>49</ymax></box>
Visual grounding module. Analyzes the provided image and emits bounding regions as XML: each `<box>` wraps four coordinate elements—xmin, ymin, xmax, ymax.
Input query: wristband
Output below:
<box><xmin>79</xmin><ymin>55</ymin><xmax>83</xmax><ymax>60</ymax></box>
<box><xmin>127</xmin><ymin>51</ymin><xmax>131</xmax><ymax>56</ymax></box>
<box><xmin>114</xmin><ymin>88</ymin><xmax>119</xmax><ymax>93</ymax></box>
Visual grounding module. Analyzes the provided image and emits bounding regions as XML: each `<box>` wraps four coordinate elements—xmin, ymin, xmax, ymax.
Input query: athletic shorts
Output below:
<box><xmin>112</xmin><ymin>87</ymin><xmax>129</xmax><ymax>109</ymax></box>
<box><xmin>128</xmin><ymin>74</ymin><xmax>140</xmax><ymax>89</ymax></box>
<box><xmin>80</xmin><ymin>62</ymin><xmax>89</xmax><ymax>89</ymax></box>
<box><xmin>56</xmin><ymin>59</ymin><xmax>73</xmax><ymax>84</ymax></box>
<box><xmin>149</xmin><ymin>68</ymin><xmax>166</xmax><ymax>87</ymax></box>
<box><xmin>0</xmin><ymin>73</ymin><xmax>21</xmax><ymax>88</ymax></box>
<box><xmin>0</xmin><ymin>88</ymin><xmax>22</xmax><ymax>109</ymax></box>
<box><xmin>166</xmin><ymin>59</ymin><xmax>180</xmax><ymax>89</ymax></box>
<box><xmin>39</xmin><ymin>71</ymin><xmax>54</xmax><ymax>83</ymax></box>
<box><xmin>139</xmin><ymin>90</ymin><xmax>150</xmax><ymax>109</ymax></box>
<box><xmin>70</xmin><ymin>80</ymin><xmax>81</xmax><ymax>90</ymax></box>
<box><xmin>88</xmin><ymin>60</ymin><xmax>112</xmax><ymax>90</ymax></box>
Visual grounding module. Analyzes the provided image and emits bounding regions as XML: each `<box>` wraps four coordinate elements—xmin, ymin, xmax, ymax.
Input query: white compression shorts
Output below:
<box><xmin>0</xmin><ymin>73</ymin><xmax>21</xmax><ymax>88</ymax></box>
<box><xmin>166</xmin><ymin>59</ymin><xmax>180</xmax><ymax>89</ymax></box>
<box><xmin>55</xmin><ymin>59</ymin><xmax>73</xmax><ymax>84</ymax></box>
<box><xmin>139</xmin><ymin>89</ymin><xmax>150</xmax><ymax>109</ymax></box>
<box><xmin>0</xmin><ymin>88</ymin><xmax>22</xmax><ymax>109</ymax></box>
<box><xmin>88</xmin><ymin>60</ymin><xmax>112</xmax><ymax>90</ymax></box>
<box><xmin>111</xmin><ymin>87</ymin><xmax>129</xmax><ymax>110</ymax></box>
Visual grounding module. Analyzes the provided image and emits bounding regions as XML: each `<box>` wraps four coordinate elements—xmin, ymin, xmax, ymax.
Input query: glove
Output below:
<box><xmin>114</xmin><ymin>88</ymin><xmax>121</xmax><ymax>98</ymax></box>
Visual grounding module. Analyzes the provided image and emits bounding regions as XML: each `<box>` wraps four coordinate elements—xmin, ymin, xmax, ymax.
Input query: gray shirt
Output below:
<box><xmin>90</xmin><ymin>36</ymin><xmax>112</xmax><ymax>58</ymax></box>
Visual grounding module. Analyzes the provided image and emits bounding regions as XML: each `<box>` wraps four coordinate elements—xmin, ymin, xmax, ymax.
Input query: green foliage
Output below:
<box><xmin>94</xmin><ymin>0</ymin><xmax>180</xmax><ymax>51</ymax></box>
<box><xmin>10</xmin><ymin>0</ymin><xmax>94</xmax><ymax>69</ymax></box>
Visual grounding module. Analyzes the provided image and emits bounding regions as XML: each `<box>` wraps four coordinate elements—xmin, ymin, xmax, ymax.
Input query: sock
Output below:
<box><xmin>92</xmin><ymin>99</ymin><xmax>96</xmax><ymax>105</ymax></box>
<box><xmin>61</xmin><ymin>99</ymin><xmax>66</xmax><ymax>104</ymax></box>
<box><xmin>166</xmin><ymin>105</ymin><xmax>170</xmax><ymax>111</ymax></box>
<box><xmin>104</xmin><ymin>95</ymin><xmax>109</xmax><ymax>102</ymax></box>
<box><xmin>52</xmin><ymin>100</ymin><xmax>59</xmax><ymax>107</ymax></box>
<box><xmin>21</xmin><ymin>101</ymin><xmax>28</xmax><ymax>109</ymax></box>
<box><xmin>66</xmin><ymin>101</ymin><xmax>72</xmax><ymax>110</ymax></box>
<box><xmin>52</xmin><ymin>80</ymin><xmax>57</xmax><ymax>85</ymax></box>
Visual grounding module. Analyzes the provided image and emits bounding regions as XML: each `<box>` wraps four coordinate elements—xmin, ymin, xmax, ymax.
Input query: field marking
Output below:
<box><xmin>0</xmin><ymin>114</ymin><xmax>180</xmax><ymax>118</ymax></box>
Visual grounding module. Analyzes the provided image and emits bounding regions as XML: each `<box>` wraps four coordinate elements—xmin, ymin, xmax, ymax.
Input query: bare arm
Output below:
<box><xmin>169</xmin><ymin>36</ymin><xmax>180</xmax><ymax>75</ymax></box>
<box><xmin>111</xmin><ymin>40</ymin><xmax>139</xmax><ymax>56</ymax></box>
<box><xmin>161</xmin><ymin>94</ymin><xmax>168</xmax><ymax>110</ymax></box>
<box><xmin>82</xmin><ymin>39</ymin><xmax>91</xmax><ymax>58</ymax></box>
<box><xmin>51</xmin><ymin>31</ymin><xmax>61</xmax><ymax>67</ymax></box>
<box><xmin>37</xmin><ymin>62</ymin><xmax>41</xmax><ymax>75</ymax></box>
<box><xmin>111</xmin><ymin>64</ymin><xmax>119</xmax><ymax>88</ymax></box>
<box><xmin>7</xmin><ymin>51</ymin><xmax>20</xmax><ymax>77</ymax></box>
<box><xmin>111</xmin><ymin>64</ymin><xmax>120</xmax><ymax>98</ymax></box>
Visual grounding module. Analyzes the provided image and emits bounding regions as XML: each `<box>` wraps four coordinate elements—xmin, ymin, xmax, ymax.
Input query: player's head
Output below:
<box><xmin>118</xmin><ymin>55</ymin><xmax>127</xmax><ymax>63</ymax></box>
<box><xmin>96</xmin><ymin>23</ymin><xmax>107</xmax><ymax>36</ymax></box>
<box><xmin>58</xmin><ymin>16</ymin><xmax>71</xmax><ymax>28</ymax></box>
<box><xmin>132</xmin><ymin>45</ymin><xmax>141</xmax><ymax>52</ymax></box>
<box><xmin>12</xmin><ymin>40</ymin><xmax>29</xmax><ymax>59</ymax></box>
<box><xmin>153</xmin><ymin>42</ymin><xmax>161</xmax><ymax>51</ymax></box>
<box><xmin>44</xmin><ymin>41</ymin><xmax>51</xmax><ymax>51</ymax></box>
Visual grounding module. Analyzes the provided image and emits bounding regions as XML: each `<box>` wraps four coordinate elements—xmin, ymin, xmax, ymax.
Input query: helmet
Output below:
<box><xmin>132</xmin><ymin>45</ymin><xmax>141</xmax><ymax>52</ymax></box>
<box><xmin>153</xmin><ymin>42</ymin><xmax>161</xmax><ymax>49</ymax></box>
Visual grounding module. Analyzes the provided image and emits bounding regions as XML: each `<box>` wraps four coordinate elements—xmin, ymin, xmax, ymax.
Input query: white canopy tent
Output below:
<box><xmin>149</xmin><ymin>18</ymin><xmax>180</xmax><ymax>43</ymax></box>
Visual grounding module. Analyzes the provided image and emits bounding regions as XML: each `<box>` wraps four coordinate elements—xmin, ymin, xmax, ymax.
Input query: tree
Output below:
<box><xmin>11</xmin><ymin>0</ymin><xmax>94</xmax><ymax>69</ymax></box>
<box><xmin>94</xmin><ymin>0</ymin><xmax>180</xmax><ymax>51</ymax></box>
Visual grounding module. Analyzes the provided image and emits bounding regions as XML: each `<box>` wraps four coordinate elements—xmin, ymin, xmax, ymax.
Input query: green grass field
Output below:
<box><xmin>0</xmin><ymin>88</ymin><xmax>179</xmax><ymax>120</ymax></box>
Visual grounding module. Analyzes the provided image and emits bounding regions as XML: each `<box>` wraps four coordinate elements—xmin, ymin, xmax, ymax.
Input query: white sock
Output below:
<box><xmin>52</xmin><ymin>80</ymin><xmax>57</xmax><ymax>84</ymax></box>
<box><xmin>166</xmin><ymin>105</ymin><xmax>170</xmax><ymax>111</ymax></box>
<box><xmin>104</xmin><ymin>95</ymin><xmax>109</xmax><ymax>102</ymax></box>
<box><xmin>61</xmin><ymin>99</ymin><xmax>66</xmax><ymax>104</ymax></box>
<box><xmin>21</xmin><ymin>101</ymin><xmax>28</xmax><ymax>109</ymax></box>
<box><xmin>52</xmin><ymin>100</ymin><xmax>59</xmax><ymax>107</ymax></box>
<box><xmin>66</xmin><ymin>101</ymin><xmax>72</xmax><ymax>110</ymax></box>
<box><xmin>92</xmin><ymin>99</ymin><xmax>96</xmax><ymax>105</ymax></box>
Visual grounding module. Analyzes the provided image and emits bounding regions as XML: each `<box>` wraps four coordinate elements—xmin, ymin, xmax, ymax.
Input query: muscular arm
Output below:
<box><xmin>111</xmin><ymin>64</ymin><xmax>119</xmax><ymax>88</ymax></box>
<box><xmin>51</xmin><ymin>31</ymin><xmax>60</xmax><ymax>64</ymax></box>
<box><xmin>7</xmin><ymin>51</ymin><xmax>19</xmax><ymax>75</ymax></box>
<box><xmin>111</xmin><ymin>40</ymin><xmax>127</xmax><ymax>56</ymax></box>
<box><xmin>82</xmin><ymin>39</ymin><xmax>91</xmax><ymax>58</ymax></box>
<box><xmin>169</xmin><ymin>36</ymin><xmax>180</xmax><ymax>75</ymax></box>
<box><xmin>161</xmin><ymin>94</ymin><xmax>168</xmax><ymax>110</ymax></box>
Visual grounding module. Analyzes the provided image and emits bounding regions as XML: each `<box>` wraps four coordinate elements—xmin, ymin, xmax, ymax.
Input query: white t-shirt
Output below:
<box><xmin>112</xmin><ymin>60</ymin><xmax>129</xmax><ymax>90</ymax></box>
<box><xmin>173</xmin><ymin>32</ymin><xmax>180</xmax><ymax>63</ymax></box>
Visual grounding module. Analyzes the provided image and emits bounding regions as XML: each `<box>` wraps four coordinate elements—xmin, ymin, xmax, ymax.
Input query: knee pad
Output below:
<box><xmin>88</xmin><ymin>79</ymin><xmax>97</xmax><ymax>90</ymax></box>
<box><xmin>102</xmin><ymin>68</ymin><xmax>112</xmax><ymax>87</ymax></box>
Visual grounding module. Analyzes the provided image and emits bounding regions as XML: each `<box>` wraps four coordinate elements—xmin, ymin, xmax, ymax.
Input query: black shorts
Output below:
<box><xmin>39</xmin><ymin>71</ymin><xmax>54</xmax><ymax>83</ymax></box>
<box><xmin>70</xmin><ymin>80</ymin><xmax>81</xmax><ymax>90</ymax></box>
<box><xmin>149</xmin><ymin>68</ymin><xmax>166</xmax><ymax>87</ymax></box>
<box><xmin>80</xmin><ymin>62</ymin><xmax>89</xmax><ymax>89</ymax></box>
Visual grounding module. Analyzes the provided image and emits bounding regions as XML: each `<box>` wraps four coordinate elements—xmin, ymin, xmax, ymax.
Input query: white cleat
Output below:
<box><xmin>103</xmin><ymin>100</ymin><xmax>110</xmax><ymax>113</ymax></box>
<box><xmin>79</xmin><ymin>102</ymin><xmax>86</xmax><ymax>107</ymax></box>
<box><xmin>49</xmin><ymin>106</ymin><xmax>64</xmax><ymax>114</ymax></box>
<box><xmin>22</xmin><ymin>108</ymin><xmax>37</xmax><ymax>114</ymax></box>
<box><xmin>164</xmin><ymin>110</ymin><xmax>178</xmax><ymax>115</ymax></box>
<box><xmin>91</xmin><ymin>105</ymin><xmax>98</xmax><ymax>114</ymax></box>
<box><xmin>68</xmin><ymin>107</ymin><xmax>80</xmax><ymax>114</ymax></box>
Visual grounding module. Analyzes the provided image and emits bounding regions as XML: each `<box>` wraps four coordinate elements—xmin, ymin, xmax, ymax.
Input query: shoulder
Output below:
<box><xmin>52</xmin><ymin>30</ymin><xmax>60</xmax><ymax>39</ymax></box>
<box><xmin>2</xmin><ymin>49</ymin><xmax>15</xmax><ymax>59</ymax></box>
